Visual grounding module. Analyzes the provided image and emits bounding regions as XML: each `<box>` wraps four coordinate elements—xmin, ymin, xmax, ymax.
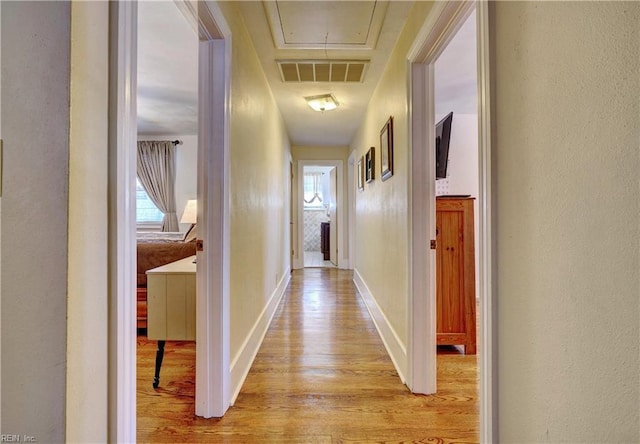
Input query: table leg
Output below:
<box><xmin>153</xmin><ymin>340</ymin><xmax>166</xmax><ymax>389</ymax></box>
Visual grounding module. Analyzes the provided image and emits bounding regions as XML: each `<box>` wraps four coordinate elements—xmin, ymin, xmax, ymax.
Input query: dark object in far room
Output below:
<box><xmin>436</xmin><ymin>112</ymin><xmax>453</xmax><ymax>179</ymax></box>
<box><xmin>321</xmin><ymin>222</ymin><xmax>330</xmax><ymax>260</ymax></box>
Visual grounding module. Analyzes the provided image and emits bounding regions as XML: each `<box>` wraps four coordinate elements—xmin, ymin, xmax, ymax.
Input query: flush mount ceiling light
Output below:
<box><xmin>305</xmin><ymin>94</ymin><xmax>339</xmax><ymax>112</ymax></box>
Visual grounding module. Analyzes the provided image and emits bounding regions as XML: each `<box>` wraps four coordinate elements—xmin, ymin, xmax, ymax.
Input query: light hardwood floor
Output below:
<box><xmin>137</xmin><ymin>268</ymin><xmax>478</xmax><ymax>443</ymax></box>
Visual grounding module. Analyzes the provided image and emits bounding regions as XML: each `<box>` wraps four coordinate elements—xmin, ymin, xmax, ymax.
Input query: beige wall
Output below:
<box><xmin>67</xmin><ymin>2</ymin><xmax>110</xmax><ymax>442</ymax></box>
<box><xmin>492</xmin><ymin>2</ymin><xmax>640</xmax><ymax>441</ymax></box>
<box><xmin>349</xmin><ymin>2</ymin><xmax>433</xmax><ymax>359</ymax></box>
<box><xmin>292</xmin><ymin>145</ymin><xmax>350</xmax><ymax>161</ymax></box>
<box><xmin>1</xmin><ymin>2</ymin><xmax>71</xmax><ymax>441</ymax></box>
<box><xmin>218</xmin><ymin>3</ymin><xmax>292</xmax><ymax>360</ymax></box>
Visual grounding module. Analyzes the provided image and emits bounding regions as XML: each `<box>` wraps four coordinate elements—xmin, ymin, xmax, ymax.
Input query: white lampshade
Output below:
<box><xmin>180</xmin><ymin>199</ymin><xmax>197</xmax><ymax>224</ymax></box>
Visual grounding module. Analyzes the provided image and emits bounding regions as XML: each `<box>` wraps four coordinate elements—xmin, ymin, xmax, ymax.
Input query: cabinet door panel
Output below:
<box><xmin>437</xmin><ymin>210</ymin><xmax>465</xmax><ymax>334</ymax></box>
<box><xmin>147</xmin><ymin>275</ymin><xmax>167</xmax><ymax>339</ymax></box>
<box><xmin>166</xmin><ymin>275</ymin><xmax>188</xmax><ymax>340</ymax></box>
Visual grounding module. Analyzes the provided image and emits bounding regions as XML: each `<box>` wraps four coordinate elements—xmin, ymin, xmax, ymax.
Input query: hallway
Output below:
<box><xmin>137</xmin><ymin>269</ymin><xmax>478</xmax><ymax>442</ymax></box>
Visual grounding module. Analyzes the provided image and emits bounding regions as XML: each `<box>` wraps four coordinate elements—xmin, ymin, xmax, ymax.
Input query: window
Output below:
<box><xmin>136</xmin><ymin>178</ymin><xmax>164</xmax><ymax>224</ymax></box>
<box><xmin>303</xmin><ymin>173</ymin><xmax>324</xmax><ymax>208</ymax></box>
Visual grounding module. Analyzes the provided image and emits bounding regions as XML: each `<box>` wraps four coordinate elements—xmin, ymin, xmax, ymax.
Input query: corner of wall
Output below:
<box><xmin>229</xmin><ymin>271</ymin><xmax>291</xmax><ymax>404</ymax></box>
<box><xmin>353</xmin><ymin>269</ymin><xmax>408</xmax><ymax>383</ymax></box>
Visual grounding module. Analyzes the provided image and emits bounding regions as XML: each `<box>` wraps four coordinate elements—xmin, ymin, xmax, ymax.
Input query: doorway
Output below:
<box><xmin>407</xmin><ymin>1</ymin><xmax>494</xmax><ymax>441</ymax></box>
<box><xmin>110</xmin><ymin>1</ymin><xmax>232</xmax><ymax>440</ymax></box>
<box><xmin>302</xmin><ymin>165</ymin><xmax>337</xmax><ymax>268</ymax></box>
<box><xmin>135</xmin><ymin>0</ymin><xmax>199</xmax><ymax>424</ymax></box>
<box><xmin>295</xmin><ymin>160</ymin><xmax>345</xmax><ymax>270</ymax></box>
<box><xmin>432</xmin><ymin>10</ymin><xmax>479</xmax><ymax>355</ymax></box>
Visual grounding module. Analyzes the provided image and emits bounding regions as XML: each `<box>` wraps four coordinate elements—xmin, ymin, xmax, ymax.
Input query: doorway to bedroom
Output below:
<box><xmin>407</xmin><ymin>1</ymin><xmax>493</xmax><ymax>439</ymax></box>
<box><xmin>135</xmin><ymin>0</ymin><xmax>199</xmax><ymax>419</ymax></box>
<box><xmin>432</xmin><ymin>1</ymin><xmax>480</xmax><ymax>397</ymax></box>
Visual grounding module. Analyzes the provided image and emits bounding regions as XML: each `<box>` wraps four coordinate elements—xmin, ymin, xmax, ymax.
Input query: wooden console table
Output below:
<box><xmin>146</xmin><ymin>255</ymin><xmax>196</xmax><ymax>388</ymax></box>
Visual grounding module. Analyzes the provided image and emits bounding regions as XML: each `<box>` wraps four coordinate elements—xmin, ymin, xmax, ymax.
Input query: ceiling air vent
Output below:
<box><xmin>277</xmin><ymin>60</ymin><xmax>369</xmax><ymax>83</ymax></box>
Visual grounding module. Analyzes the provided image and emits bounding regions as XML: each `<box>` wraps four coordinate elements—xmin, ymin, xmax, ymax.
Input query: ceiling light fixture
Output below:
<box><xmin>305</xmin><ymin>94</ymin><xmax>339</xmax><ymax>112</ymax></box>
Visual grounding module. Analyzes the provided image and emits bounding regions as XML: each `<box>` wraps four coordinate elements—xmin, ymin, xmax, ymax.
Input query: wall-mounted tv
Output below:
<box><xmin>435</xmin><ymin>112</ymin><xmax>453</xmax><ymax>179</ymax></box>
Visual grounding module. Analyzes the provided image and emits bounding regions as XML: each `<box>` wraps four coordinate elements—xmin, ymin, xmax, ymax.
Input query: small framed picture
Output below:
<box><xmin>380</xmin><ymin>116</ymin><xmax>393</xmax><ymax>181</ymax></box>
<box><xmin>365</xmin><ymin>147</ymin><xmax>375</xmax><ymax>183</ymax></box>
<box><xmin>357</xmin><ymin>156</ymin><xmax>365</xmax><ymax>191</ymax></box>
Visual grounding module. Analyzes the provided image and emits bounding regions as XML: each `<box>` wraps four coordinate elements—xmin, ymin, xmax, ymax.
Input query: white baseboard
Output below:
<box><xmin>353</xmin><ymin>269</ymin><xmax>407</xmax><ymax>383</ymax></box>
<box><xmin>229</xmin><ymin>271</ymin><xmax>291</xmax><ymax>404</ymax></box>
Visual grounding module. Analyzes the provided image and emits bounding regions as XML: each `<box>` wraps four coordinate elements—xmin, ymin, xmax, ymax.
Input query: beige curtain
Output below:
<box><xmin>136</xmin><ymin>141</ymin><xmax>179</xmax><ymax>232</ymax></box>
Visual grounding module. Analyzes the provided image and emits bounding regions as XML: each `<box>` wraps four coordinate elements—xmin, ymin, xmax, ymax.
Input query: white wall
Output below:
<box><xmin>493</xmin><ymin>2</ymin><xmax>639</xmax><ymax>441</ymax></box>
<box><xmin>137</xmin><ymin>134</ymin><xmax>197</xmax><ymax>232</ymax></box>
<box><xmin>1</xmin><ymin>2</ymin><xmax>70</xmax><ymax>441</ymax></box>
<box><xmin>434</xmin><ymin>8</ymin><xmax>477</xmax><ymax>197</ymax></box>
<box><xmin>434</xmin><ymin>113</ymin><xmax>478</xmax><ymax>197</ymax></box>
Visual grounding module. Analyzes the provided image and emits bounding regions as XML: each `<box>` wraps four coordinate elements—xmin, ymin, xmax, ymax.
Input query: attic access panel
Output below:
<box><xmin>264</xmin><ymin>1</ymin><xmax>388</xmax><ymax>50</ymax></box>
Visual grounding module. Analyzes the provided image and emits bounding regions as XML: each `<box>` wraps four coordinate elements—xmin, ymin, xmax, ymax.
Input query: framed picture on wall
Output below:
<box><xmin>365</xmin><ymin>147</ymin><xmax>375</xmax><ymax>183</ymax></box>
<box><xmin>380</xmin><ymin>116</ymin><xmax>394</xmax><ymax>181</ymax></box>
<box><xmin>357</xmin><ymin>156</ymin><xmax>365</xmax><ymax>191</ymax></box>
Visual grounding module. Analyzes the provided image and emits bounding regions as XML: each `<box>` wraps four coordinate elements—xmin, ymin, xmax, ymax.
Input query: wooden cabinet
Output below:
<box><xmin>436</xmin><ymin>197</ymin><xmax>476</xmax><ymax>354</ymax></box>
<box><xmin>321</xmin><ymin>222</ymin><xmax>330</xmax><ymax>260</ymax></box>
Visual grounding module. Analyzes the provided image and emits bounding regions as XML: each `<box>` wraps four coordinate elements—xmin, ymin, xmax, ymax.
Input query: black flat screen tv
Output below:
<box><xmin>435</xmin><ymin>112</ymin><xmax>453</xmax><ymax>179</ymax></box>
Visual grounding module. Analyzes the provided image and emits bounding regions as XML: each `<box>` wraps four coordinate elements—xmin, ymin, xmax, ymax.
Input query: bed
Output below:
<box><xmin>137</xmin><ymin>231</ymin><xmax>197</xmax><ymax>330</ymax></box>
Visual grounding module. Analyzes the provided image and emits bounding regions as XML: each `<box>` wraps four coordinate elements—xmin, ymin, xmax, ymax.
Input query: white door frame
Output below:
<box><xmin>294</xmin><ymin>160</ymin><xmax>345</xmax><ymax>269</ymax></box>
<box><xmin>109</xmin><ymin>2</ymin><xmax>232</xmax><ymax>440</ymax></box>
<box><xmin>189</xmin><ymin>0</ymin><xmax>232</xmax><ymax>419</ymax></box>
<box><xmin>108</xmin><ymin>2</ymin><xmax>138</xmax><ymax>440</ymax></box>
<box><xmin>406</xmin><ymin>1</ymin><xmax>495</xmax><ymax>442</ymax></box>
<box><xmin>347</xmin><ymin>152</ymin><xmax>356</xmax><ymax>270</ymax></box>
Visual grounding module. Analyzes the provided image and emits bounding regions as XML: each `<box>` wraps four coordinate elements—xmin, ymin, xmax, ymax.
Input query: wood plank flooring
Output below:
<box><xmin>137</xmin><ymin>268</ymin><xmax>478</xmax><ymax>443</ymax></box>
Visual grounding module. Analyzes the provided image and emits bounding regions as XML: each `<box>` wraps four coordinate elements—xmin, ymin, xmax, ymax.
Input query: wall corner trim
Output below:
<box><xmin>353</xmin><ymin>269</ymin><xmax>407</xmax><ymax>383</ymax></box>
<box><xmin>229</xmin><ymin>272</ymin><xmax>292</xmax><ymax>403</ymax></box>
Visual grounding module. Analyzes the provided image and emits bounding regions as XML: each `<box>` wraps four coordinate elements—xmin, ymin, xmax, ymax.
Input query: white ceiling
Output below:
<box><xmin>137</xmin><ymin>1</ymin><xmax>478</xmax><ymax>146</ymax></box>
<box><xmin>137</xmin><ymin>0</ymin><xmax>198</xmax><ymax>136</ymax></box>
<box><xmin>238</xmin><ymin>1</ymin><xmax>414</xmax><ymax>146</ymax></box>
<box><xmin>435</xmin><ymin>9</ymin><xmax>477</xmax><ymax>116</ymax></box>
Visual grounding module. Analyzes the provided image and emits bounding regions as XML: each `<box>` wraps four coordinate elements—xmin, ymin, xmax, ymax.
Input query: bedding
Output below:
<box><xmin>137</xmin><ymin>232</ymin><xmax>197</xmax><ymax>287</ymax></box>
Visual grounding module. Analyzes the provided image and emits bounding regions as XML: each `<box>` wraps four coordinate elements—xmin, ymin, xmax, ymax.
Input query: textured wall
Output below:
<box><xmin>1</xmin><ymin>2</ymin><xmax>70</xmax><ymax>441</ymax></box>
<box><xmin>493</xmin><ymin>2</ymin><xmax>640</xmax><ymax>441</ymax></box>
<box><xmin>303</xmin><ymin>209</ymin><xmax>328</xmax><ymax>251</ymax></box>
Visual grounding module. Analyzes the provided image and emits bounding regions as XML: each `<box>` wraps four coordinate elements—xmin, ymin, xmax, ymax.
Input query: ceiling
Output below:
<box><xmin>434</xmin><ymin>9</ymin><xmax>477</xmax><ymax>116</ymax></box>
<box><xmin>137</xmin><ymin>0</ymin><xmax>198</xmax><ymax>136</ymax></box>
<box><xmin>137</xmin><ymin>1</ymin><xmax>478</xmax><ymax>146</ymax></box>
